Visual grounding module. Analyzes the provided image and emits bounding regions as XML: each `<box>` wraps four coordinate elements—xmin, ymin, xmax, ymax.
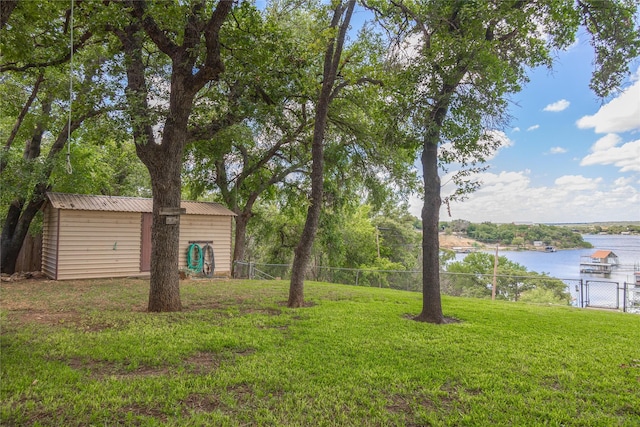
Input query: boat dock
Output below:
<box><xmin>580</xmin><ymin>250</ymin><xmax>619</xmax><ymax>274</ymax></box>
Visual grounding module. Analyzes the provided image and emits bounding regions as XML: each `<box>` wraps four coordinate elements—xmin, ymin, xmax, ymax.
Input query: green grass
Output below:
<box><xmin>2</xmin><ymin>278</ymin><xmax>639</xmax><ymax>426</ymax></box>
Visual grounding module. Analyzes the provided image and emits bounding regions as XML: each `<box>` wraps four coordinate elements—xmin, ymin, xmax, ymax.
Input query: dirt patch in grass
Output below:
<box><xmin>181</xmin><ymin>383</ymin><xmax>257</xmax><ymax>415</ymax></box>
<box><xmin>119</xmin><ymin>403</ymin><xmax>168</xmax><ymax>422</ymax></box>
<box><xmin>62</xmin><ymin>349</ymin><xmax>254</xmax><ymax>380</ymax></box>
<box><xmin>7</xmin><ymin>309</ymin><xmax>82</xmax><ymax>326</ymax></box>
<box><xmin>64</xmin><ymin>357</ymin><xmax>172</xmax><ymax>380</ymax></box>
<box><xmin>384</xmin><ymin>392</ymin><xmax>440</xmax><ymax>427</ymax></box>
<box><xmin>244</xmin><ymin>306</ymin><xmax>282</xmax><ymax>316</ymax></box>
<box><xmin>182</xmin><ymin>393</ymin><xmax>222</xmax><ymax>413</ymax></box>
<box><xmin>385</xmin><ymin>392</ymin><xmax>437</xmax><ymax>414</ymax></box>
<box><xmin>277</xmin><ymin>300</ymin><xmax>317</xmax><ymax>308</ymax></box>
<box><xmin>5</xmin><ymin>403</ymin><xmax>69</xmax><ymax>427</ymax></box>
<box><xmin>4</xmin><ymin>309</ymin><xmax>128</xmax><ymax>333</ymax></box>
<box><xmin>1</xmin><ymin>278</ymin><xmax>150</xmax><ymax>315</ymax></box>
<box><xmin>182</xmin><ymin>298</ymin><xmax>283</xmax><ymax>317</ymax></box>
<box><xmin>226</xmin><ymin>382</ymin><xmax>255</xmax><ymax>409</ymax></box>
<box><xmin>183</xmin><ymin>351</ymin><xmax>222</xmax><ymax>375</ymax></box>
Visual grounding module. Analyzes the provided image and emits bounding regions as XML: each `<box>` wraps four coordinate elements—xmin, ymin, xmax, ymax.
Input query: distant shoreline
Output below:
<box><xmin>437</xmin><ymin>232</ymin><xmax>638</xmax><ymax>252</ymax></box>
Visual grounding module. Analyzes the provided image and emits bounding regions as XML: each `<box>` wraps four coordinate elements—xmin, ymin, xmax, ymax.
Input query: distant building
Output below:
<box><xmin>579</xmin><ymin>250</ymin><xmax>619</xmax><ymax>274</ymax></box>
<box><xmin>589</xmin><ymin>250</ymin><xmax>619</xmax><ymax>265</ymax></box>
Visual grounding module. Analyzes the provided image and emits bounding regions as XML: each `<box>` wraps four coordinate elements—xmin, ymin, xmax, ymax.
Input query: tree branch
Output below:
<box><xmin>191</xmin><ymin>0</ymin><xmax>234</xmax><ymax>89</ymax></box>
<box><xmin>0</xmin><ymin>31</ymin><xmax>93</xmax><ymax>72</ymax></box>
<box><xmin>330</xmin><ymin>77</ymin><xmax>383</xmax><ymax>102</ymax></box>
<box><xmin>4</xmin><ymin>73</ymin><xmax>45</xmax><ymax>151</ymax></box>
<box><xmin>126</xmin><ymin>0</ymin><xmax>178</xmax><ymax>57</ymax></box>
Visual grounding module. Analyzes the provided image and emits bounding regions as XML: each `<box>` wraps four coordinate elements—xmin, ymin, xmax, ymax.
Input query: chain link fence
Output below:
<box><xmin>234</xmin><ymin>261</ymin><xmax>640</xmax><ymax>312</ymax></box>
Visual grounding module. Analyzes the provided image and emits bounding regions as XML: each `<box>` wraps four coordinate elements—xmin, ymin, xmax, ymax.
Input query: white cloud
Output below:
<box><xmin>575</xmin><ymin>76</ymin><xmax>640</xmax><ymax>133</ymax></box>
<box><xmin>527</xmin><ymin>124</ymin><xmax>540</xmax><ymax>131</ymax></box>
<box><xmin>512</xmin><ymin>127</ymin><xmax>521</xmax><ymax>132</ymax></box>
<box><xmin>614</xmin><ymin>176</ymin><xmax>634</xmax><ymax>186</ymax></box>
<box><xmin>580</xmin><ymin>136</ymin><xmax>640</xmax><ymax>172</ymax></box>
<box><xmin>407</xmin><ymin>168</ymin><xmax>638</xmax><ymax>223</ymax></box>
<box><xmin>549</xmin><ymin>147</ymin><xmax>567</xmax><ymax>154</ymax></box>
<box><xmin>554</xmin><ymin>175</ymin><xmax>602</xmax><ymax>191</ymax></box>
<box><xmin>591</xmin><ymin>133</ymin><xmax>622</xmax><ymax>151</ymax></box>
<box><xmin>543</xmin><ymin>99</ymin><xmax>570</xmax><ymax>112</ymax></box>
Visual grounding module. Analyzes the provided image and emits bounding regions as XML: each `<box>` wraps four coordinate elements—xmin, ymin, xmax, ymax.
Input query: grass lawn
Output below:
<box><xmin>1</xmin><ymin>278</ymin><xmax>639</xmax><ymax>426</ymax></box>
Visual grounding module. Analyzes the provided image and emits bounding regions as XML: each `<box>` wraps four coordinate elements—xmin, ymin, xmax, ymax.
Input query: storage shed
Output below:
<box><xmin>42</xmin><ymin>192</ymin><xmax>236</xmax><ymax>280</ymax></box>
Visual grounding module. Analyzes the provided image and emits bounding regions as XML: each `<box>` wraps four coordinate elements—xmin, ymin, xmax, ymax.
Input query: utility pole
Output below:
<box><xmin>492</xmin><ymin>245</ymin><xmax>499</xmax><ymax>300</ymax></box>
<box><xmin>375</xmin><ymin>226</ymin><xmax>380</xmax><ymax>258</ymax></box>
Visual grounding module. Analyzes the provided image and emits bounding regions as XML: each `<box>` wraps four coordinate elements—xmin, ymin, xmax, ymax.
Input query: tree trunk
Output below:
<box><xmin>288</xmin><ymin>136</ymin><xmax>323</xmax><ymax>307</ymax></box>
<box><xmin>1</xmin><ymin>186</ymin><xmax>48</xmax><ymax>274</ymax></box>
<box><xmin>1</xmin><ymin>97</ymin><xmax>64</xmax><ymax>274</ymax></box>
<box><xmin>0</xmin><ymin>0</ymin><xmax>18</xmax><ymax>29</ymax></box>
<box><xmin>414</xmin><ymin>141</ymin><xmax>445</xmax><ymax>323</ymax></box>
<box><xmin>232</xmin><ymin>211</ymin><xmax>250</xmax><ymax>277</ymax></box>
<box><xmin>288</xmin><ymin>0</ymin><xmax>356</xmax><ymax>308</ymax></box>
<box><xmin>144</xmin><ymin>145</ymin><xmax>183</xmax><ymax>312</ymax></box>
<box><xmin>412</xmin><ymin>60</ymin><xmax>466</xmax><ymax>322</ymax></box>
<box><xmin>1</xmin><ymin>199</ymin><xmax>26</xmax><ymax>274</ymax></box>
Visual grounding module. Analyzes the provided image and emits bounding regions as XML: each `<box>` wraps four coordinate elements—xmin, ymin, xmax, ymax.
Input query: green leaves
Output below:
<box><xmin>579</xmin><ymin>0</ymin><xmax>640</xmax><ymax>97</ymax></box>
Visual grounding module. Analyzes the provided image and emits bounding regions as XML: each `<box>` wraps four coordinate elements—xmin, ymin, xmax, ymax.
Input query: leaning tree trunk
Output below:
<box><xmin>288</xmin><ymin>0</ymin><xmax>356</xmax><ymax>308</ymax></box>
<box><xmin>288</xmin><ymin>133</ymin><xmax>324</xmax><ymax>307</ymax></box>
<box><xmin>0</xmin><ymin>197</ymin><xmax>42</xmax><ymax>274</ymax></box>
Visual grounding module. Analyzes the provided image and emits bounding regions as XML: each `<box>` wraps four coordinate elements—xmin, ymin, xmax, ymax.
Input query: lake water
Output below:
<box><xmin>455</xmin><ymin>234</ymin><xmax>640</xmax><ymax>309</ymax></box>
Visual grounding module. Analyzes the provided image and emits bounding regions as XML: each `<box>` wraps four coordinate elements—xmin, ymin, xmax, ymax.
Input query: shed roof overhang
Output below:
<box><xmin>46</xmin><ymin>192</ymin><xmax>236</xmax><ymax>216</ymax></box>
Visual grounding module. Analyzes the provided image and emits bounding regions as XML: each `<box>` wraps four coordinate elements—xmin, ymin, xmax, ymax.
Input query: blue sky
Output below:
<box><xmin>412</xmin><ymin>33</ymin><xmax>640</xmax><ymax>224</ymax></box>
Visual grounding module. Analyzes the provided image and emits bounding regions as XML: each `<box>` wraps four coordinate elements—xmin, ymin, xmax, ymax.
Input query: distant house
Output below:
<box><xmin>42</xmin><ymin>192</ymin><xmax>235</xmax><ymax>280</ymax></box>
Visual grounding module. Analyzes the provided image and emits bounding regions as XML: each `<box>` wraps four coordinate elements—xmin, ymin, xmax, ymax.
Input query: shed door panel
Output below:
<box><xmin>140</xmin><ymin>213</ymin><xmax>152</xmax><ymax>272</ymax></box>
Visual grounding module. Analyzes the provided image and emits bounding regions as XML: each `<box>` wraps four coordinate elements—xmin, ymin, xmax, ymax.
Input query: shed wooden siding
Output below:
<box><xmin>55</xmin><ymin>210</ymin><xmax>143</xmax><ymax>280</ymax></box>
<box><xmin>178</xmin><ymin>214</ymin><xmax>233</xmax><ymax>276</ymax></box>
<box><xmin>42</xmin><ymin>207</ymin><xmax>59</xmax><ymax>279</ymax></box>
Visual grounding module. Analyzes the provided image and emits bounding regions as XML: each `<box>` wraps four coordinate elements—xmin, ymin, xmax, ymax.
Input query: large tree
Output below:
<box><xmin>106</xmin><ymin>0</ymin><xmax>236</xmax><ymax>312</ymax></box>
<box><xmin>368</xmin><ymin>0</ymin><xmax>640</xmax><ymax>323</ymax></box>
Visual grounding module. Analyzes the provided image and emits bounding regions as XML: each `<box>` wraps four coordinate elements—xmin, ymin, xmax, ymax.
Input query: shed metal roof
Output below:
<box><xmin>46</xmin><ymin>192</ymin><xmax>235</xmax><ymax>216</ymax></box>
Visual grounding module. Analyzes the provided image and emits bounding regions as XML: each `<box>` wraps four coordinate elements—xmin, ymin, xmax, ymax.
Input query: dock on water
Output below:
<box><xmin>580</xmin><ymin>250</ymin><xmax>619</xmax><ymax>274</ymax></box>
